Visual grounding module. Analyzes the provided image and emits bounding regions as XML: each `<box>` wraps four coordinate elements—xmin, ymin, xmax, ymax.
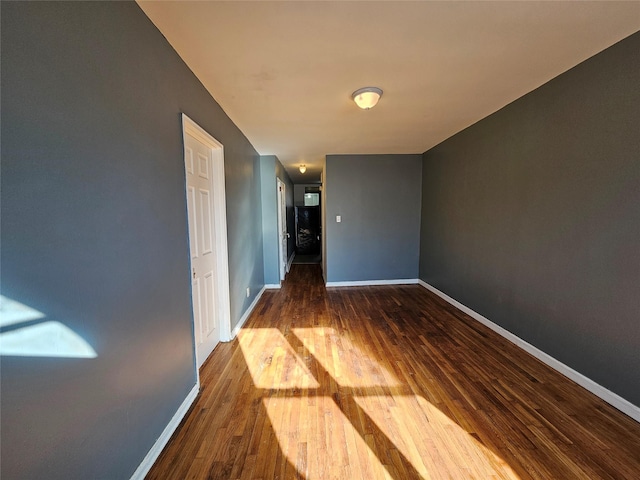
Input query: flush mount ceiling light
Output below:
<box><xmin>352</xmin><ymin>86</ymin><xmax>383</xmax><ymax>110</ymax></box>
<box><xmin>299</xmin><ymin>165</ymin><xmax>307</xmax><ymax>174</ymax></box>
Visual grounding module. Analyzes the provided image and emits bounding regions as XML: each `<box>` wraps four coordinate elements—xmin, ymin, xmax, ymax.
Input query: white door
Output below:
<box><xmin>185</xmin><ymin>133</ymin><xmax>220</xmax><ymax>367</ymax></box>
<box><xmin>277</xmin><ymin>179</ymin><xmax>287</xmax><ymax>280</ymax></box>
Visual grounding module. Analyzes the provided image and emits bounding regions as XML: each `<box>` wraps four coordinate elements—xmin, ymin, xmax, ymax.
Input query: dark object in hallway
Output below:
<box><xmin>295</xmin><ymin>206</ymin><xmax>320</xmax><ymax>255</ymax></box>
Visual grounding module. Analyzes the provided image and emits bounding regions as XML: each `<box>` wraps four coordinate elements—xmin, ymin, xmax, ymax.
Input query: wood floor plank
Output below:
<box><xmin>146</xmin><ymin>265</ymin><xmax>640</xmax><ymax>480</ymax></box>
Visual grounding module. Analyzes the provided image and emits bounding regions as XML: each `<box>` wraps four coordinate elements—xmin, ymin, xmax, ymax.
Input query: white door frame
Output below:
<box><xmin>182</xmin><ymin>114</ymin><xmax>232</xmax><ymax>345</ymax></box>
<box><xmin>276</xmin><ymin>178</ymin><xmax>287</xmax><ymax>281</ymax></box>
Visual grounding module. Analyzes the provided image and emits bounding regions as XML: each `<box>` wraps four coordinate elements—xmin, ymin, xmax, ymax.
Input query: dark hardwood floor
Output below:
<box><xmin>146</xmin><ymin>264</ymin><xmax>640</xmax><ymax>479</ymax></box>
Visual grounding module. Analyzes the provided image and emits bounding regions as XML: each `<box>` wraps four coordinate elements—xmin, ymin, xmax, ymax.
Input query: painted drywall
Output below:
<box><xmin>325</xmin><ymin>155</ymin><xmax>422</xmax><ymax>282</ymax></box>
<box><xmin>260</xmin><ymin>156</ymin><xmax>279</xmax><ymax>284</ymax></box>
<box><xmin>1</xmin><ymin>2</ymin><xmax>263</xmax><ymax>479</ymax></box>
<box><xmin>420</xmin><ymin>33</ymin><xmax>640</xmax><ymax>406</ymax></box>
<box><xmin>260</xmin><ymin>155</ymin><xmax>294</xmax><ymax>285</ymax></box>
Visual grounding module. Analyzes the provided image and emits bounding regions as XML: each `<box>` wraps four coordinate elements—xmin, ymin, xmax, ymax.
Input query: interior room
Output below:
<box><xmin>1</xmin><ymin>2</ymin><xmax>639</xmax><ymax>479</ymax></box>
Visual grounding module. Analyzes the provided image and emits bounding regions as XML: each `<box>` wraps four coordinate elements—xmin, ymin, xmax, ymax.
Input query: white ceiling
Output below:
<box><xmin>137</xmin><ymin>1</ymin><xmax>639</xmax><ymax>183</ymax></box>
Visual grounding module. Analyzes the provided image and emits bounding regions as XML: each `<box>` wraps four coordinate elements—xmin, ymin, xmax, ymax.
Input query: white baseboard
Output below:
<box><xmin>418</xmin><ymin>280</ymin><xmax>640</xmax><ymax>423</ymax></box>
<box><xmin>264</xmin><ymin>284</ymin><xmax>282</xmax><ymax>289</ymax></box>
<box><xmin>230</xmin><ymin>285</ymin><xmax>266</xmax><ymax>339</ymax></box>
<box><xmin>326</xmin><ymin>278</ymin><xmax>419</xmax><ymax>287</ymax></box>
<box><xmin>130</xmin><ymin>382</ymin><xmax>200</xmax><ymax>480</ymax></box>
<box><xmin>131</xmin><ymin>281</ymin><xmax>271</xmax><ymax>478</ymax></box>
<box><xmin>287</xmin><ymin>252</ymin><xmax>295</xmax><ymax>272</ymax></box>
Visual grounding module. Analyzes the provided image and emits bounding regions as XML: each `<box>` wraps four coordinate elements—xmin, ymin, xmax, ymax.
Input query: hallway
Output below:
<box><xmin>147</xmin><ymin>265</ymin><xmax>640</xmax><ymax>479</ymax></box>
<box><xmin>291</xmin><ymin>253</ymin><xmax>321</xmax><ymax>265</ymax></box>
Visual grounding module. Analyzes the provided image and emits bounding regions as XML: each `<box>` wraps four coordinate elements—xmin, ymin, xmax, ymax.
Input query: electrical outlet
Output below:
<box><xmin>246</xmin><ymin>287</ymin><xmax>250</xmax><ymax>298</ymax></box>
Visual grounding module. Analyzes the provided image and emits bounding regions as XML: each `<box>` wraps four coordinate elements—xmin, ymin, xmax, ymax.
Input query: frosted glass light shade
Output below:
<box><xmin>352</xmin><ymin>87</ymin><xmax>383</xmax><ymax>110</ymax></box>
<box><xmin>299</xmin><ymin>165</ymin><xmax>307</xmax><ymax>173</ymax></box>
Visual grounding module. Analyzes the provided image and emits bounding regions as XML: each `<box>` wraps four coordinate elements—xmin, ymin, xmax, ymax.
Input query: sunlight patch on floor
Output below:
<box><xmin>239</xmin><ymin>325</ymin><xmax>517</xmax><ymax>479</ymax></box>
<box><xmin>354</xmin><ymin>394</ymin><xmax>520</xmax><ymax>479</ymax></box>
<box><xmin>238</xmin><ymin>328</ymin><xmax>319</xmax><ymax>389</ymax></box>
<box><xmin>263</xmin><ymin>396</ymin><xmax>394</xmax><ymax>480</ymax></box>
<box><xmin>293</xmin><ymin>327</ymin><xmax>401</xmax><ymax>387</ymax></box>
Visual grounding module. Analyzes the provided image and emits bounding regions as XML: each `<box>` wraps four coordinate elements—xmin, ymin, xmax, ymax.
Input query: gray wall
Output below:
<box><xmin>420</xmin><ymin>33</ymin><xmax>640</xmax><ymax>406</ymax></box>
<box><xmin>326</xmin><ymin>155</ymin><xmax>422</xmax><ymax>282</ymax></box>
<box><xmin>1</xmin><ymin>2</ymin><xmax>264</xmax><ymax>479</ymax></box>
<box><xmin>260</xmin><ymin>157</ymin><xmax>279</xmax><ymax>285</ymax></box>
<box><xmin>260</xmin><ymin>156</ymin><xmax>294</xmax><ymax>285</ymax></box>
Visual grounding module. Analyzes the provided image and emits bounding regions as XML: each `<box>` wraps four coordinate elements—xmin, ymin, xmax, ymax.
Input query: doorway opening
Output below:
<box><xmin>294</xmin><ymin>185</ymin><xmax>322</xmax><ymax>265</ymax></box>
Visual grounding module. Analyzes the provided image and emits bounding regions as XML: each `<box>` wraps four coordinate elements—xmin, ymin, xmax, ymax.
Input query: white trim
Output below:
<box><xmin>130</xmin><ymin>382</ymin><xmax>199</xmax><ymax>480</ymax></box>
<box><xmin>287</xmin><ymin>252</ymin><xmax>295</xmax><ymax>273</ymax></box>
<box><xmin>182</xmin><ymin>114</ymin><xmax>233</xmax><ymax>344</ymax></box>
<box><xmin>277</xmin><ymin>179</ymin><xmax>287</xmax><ymax>282</ymax></box>
<box><xmin>418</xmin><ymin>280</ymin><xmax>640</xmax><ymax>423</ymax></box>
<box><xmin>326</xmin><ymin>278</ymin><xmax>419</xmax><ymax>287</ymax></box>
<box><xmin>264</xmin><ymin>284</ymin><xmax>282</xmax><ymax>290</ymax></box>
<box><xmin>230</xmin><ymin>286</ymin><xmax>267</xmax><ymax>339</ymax></box>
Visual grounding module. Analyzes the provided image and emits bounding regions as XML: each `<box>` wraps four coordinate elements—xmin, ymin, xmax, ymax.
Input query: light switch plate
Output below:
<box><xmin>336</xmin><ymin>215</ymin><xmax>342</xmax><ymax>223</ymax></box>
